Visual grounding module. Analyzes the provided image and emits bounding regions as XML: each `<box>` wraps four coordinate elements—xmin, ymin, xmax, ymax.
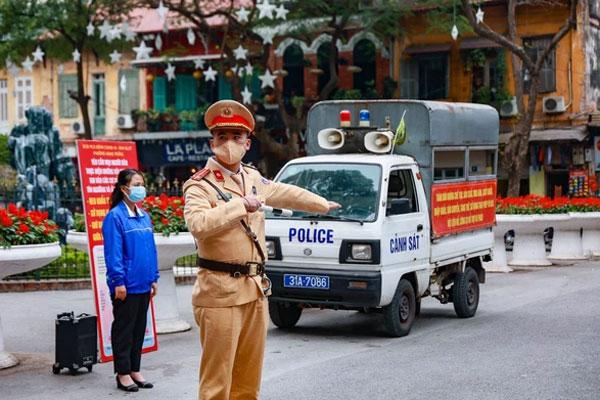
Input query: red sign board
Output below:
<box><xmin>431</xmin><ymin>179</ymin><xmax>497</xmax><ymax>238</ymax></box>
<box><xmin>77</xmin><ymin>140</ymin><xmax>158</xmax><ymax>362</ymax></box>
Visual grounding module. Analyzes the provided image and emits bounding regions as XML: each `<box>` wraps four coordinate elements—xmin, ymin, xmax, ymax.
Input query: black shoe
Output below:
<box><xmin>132</xmin><ymin>378</ymin><xmax>154</xmax><ymax>389</ymax></box>
<box><xmin>116</xmin><ymin>376</ymin><xmax>139</xmax><ymax>392</ymax></box>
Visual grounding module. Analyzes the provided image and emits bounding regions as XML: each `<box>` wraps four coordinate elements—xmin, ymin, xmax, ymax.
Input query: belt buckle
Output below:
<box><xmin>245</xmin><ymin>262</ymin><xmax>264</xmax><ymax>277</ymax></box>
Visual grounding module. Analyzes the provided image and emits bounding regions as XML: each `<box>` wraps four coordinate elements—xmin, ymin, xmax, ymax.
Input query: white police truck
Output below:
<box><xmin>264</xmin><ymin>100</ymin><xmax>499</xmax><ymax>337</ymax></box>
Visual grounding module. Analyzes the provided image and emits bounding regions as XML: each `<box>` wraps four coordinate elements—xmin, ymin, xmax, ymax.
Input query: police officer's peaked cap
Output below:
<box><xmin>204</xmin><ymin>100</ymin><xmax>255</xmax><ymax>134</ymax></box>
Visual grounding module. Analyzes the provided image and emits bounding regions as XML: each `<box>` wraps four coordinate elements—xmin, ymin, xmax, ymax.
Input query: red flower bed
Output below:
<box><xmin>142</xmin><ymin>194</ymin><xmax>187</xmax><ymax>236</ymax></box>
<box><xmin>496</xmin><ymin>195</ymin><xmax>600</xmax><ymax>214</ymax></box>
<box><xmin>0</xmin><ymin>205</ymin><xmax>60</xmax><ymax>247</ymax></box>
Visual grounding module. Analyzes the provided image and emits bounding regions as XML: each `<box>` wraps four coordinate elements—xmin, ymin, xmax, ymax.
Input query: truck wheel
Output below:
<box><xmin>383</xmin><ymin>279</ymin><xmax>416</xmax><ymax>337</ymax></box>
<box><xmin>453</xmin><ymin>267</ymin><xmax>480</xmax><ymax>318</ymax></box>
<box><xmin>269</xmin><ymin>300</ymin><xmax>302</xmax><ymax>328</ymax></box>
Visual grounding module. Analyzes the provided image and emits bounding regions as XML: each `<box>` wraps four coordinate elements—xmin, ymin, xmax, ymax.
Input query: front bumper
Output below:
<box><xmin>266</xmin><ymin>265</ymin><xmax>381</xmax><ymax>308</ymax></box>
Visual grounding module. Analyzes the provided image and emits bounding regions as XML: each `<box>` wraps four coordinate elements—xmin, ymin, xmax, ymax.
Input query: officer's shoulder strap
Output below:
<box><xmin>190</xmin><ymin>167</ymin><xmax>210</xmax><ymax>181</ymax></box>
<box><xmin>242</xmin><ymin>163</ymin><xmax>258</xmax><ymax>172</ymax></box>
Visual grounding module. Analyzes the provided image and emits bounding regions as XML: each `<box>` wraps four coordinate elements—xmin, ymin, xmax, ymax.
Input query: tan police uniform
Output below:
<box><xmin>183</xmin><ymin>100</ymin><xmax>330</xmax><ymax>400</ymax></box>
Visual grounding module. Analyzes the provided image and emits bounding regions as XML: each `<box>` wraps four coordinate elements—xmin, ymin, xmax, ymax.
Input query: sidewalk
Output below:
<box><xmin>0</xmin><ymin>285</ymin><xmax>200</xmax><ymax>400</ymax></box>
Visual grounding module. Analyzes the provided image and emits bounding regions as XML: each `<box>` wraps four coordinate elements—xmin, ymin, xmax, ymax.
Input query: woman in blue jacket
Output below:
<box><xmin>102</xmin><ymin>169</ymin><xmax>159</xmax><ymax>392</ymax></box>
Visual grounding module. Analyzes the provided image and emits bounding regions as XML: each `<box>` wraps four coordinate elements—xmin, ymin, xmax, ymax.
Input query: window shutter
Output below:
<box><xmin>153</xmin><ymin>76</ymin><xmax>167</xmax><ymax>111</ymax></box>
<box><xmin>218</xmin><ymin>76</ymin><xmax>233</xmax><ymax>100</ymax></box>
<box><xmin>175</xmin><ymin>75</ymin><xmax>198</xmax><ymax>111</ymax></box>
<box><xmin>59</xmin><ymin>74</ymin><xmax>77</xmax><ymax>118</ymax></box>
<box><xmin>119</xmin><ymin>70</ymin><xmax>140</xmax><ymax>114</ymax></box>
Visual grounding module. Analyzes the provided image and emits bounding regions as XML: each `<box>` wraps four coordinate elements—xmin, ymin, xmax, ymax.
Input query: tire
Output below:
<box><xmin>383</xmin><ymin>279</ymin><xmax>416</xmax><ymax>337</ymax></box>
<box><xmin>268</xmin><ymin>300</ymin><xmax>302</xmax><ymax>328</ymax></box>
<box><xmin>415</xmin><ymin>299</ymin><xmax>421</xmax><ymax>317</ymax></box>
<box><xmin>86</xmin><ymin>365</ymin><xmax>93</xmax><ymax>373</ymax></box>
<box><xmin>52</xmin><ymin>365</ymin><xmax>60</xmax><ymax>375</ymax></box>
<box><xmin>453</xmin><ymin>267</ymin><xmax>480</xmax><ymax>318</ymax></box>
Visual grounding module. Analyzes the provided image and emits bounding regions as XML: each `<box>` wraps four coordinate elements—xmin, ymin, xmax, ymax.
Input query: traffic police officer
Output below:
<box><xmin>183</xmin><ymin>100</ymin><xmax>340</xmax><ymax>400</ymax></box>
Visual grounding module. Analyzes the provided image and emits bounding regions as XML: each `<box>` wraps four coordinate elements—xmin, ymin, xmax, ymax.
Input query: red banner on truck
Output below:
<box><xmin>431</xmin><ymin>179</ymin><xmax>497</xmax><ymax>238</ymax></box>
<box><xmin>77</xmin><ymin>140</ymin><xmax>158</xmax><ymax>362</ymax></box>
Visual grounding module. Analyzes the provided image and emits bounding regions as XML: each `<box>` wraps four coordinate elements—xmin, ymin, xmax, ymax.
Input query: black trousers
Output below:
<box><xmin>111</xmin><ymin>292</ymin><xmax>150</xmax><ymax>374</ymax></box>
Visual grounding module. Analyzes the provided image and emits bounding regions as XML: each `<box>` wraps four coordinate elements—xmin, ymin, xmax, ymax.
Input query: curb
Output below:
<box><xmin>0</xmin><ymin>275</ymin><xmax>196</xmax><ymax>293</ymax></box>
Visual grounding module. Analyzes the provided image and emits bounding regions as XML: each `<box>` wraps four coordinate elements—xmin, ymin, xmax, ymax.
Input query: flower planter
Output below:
<box><xmin>546</xmin><ymin>213</ymin><xmax>587</xmax><ymax>265</ymax></box>
<box><xmin>0</xmin><ymin>242</ymin><xmax>61</xmax><ymax>369</ymax></box>
<box><xmin>66</xmin><ymin>231</ymin><xmax>196</xmax><ymax>334</ymax></box>
<box><xmin>570</xmin><ymin>212</ymin><xmax>600</xmax><ymax>259</ymax></box>
<box><xmin>484</xmin><ymin>217</ymin><xmax>513</xmax><ymax>273</ymax></box>
<box><xmin>500</xmin><ymin>214</ymin><xmax>554</xmax><ymax>267</ymax></box>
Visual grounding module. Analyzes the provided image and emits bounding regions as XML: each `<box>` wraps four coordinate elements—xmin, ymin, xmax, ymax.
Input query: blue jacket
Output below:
<box><xmin>102</xmin><ymin>201</ymin><xmax>159</xmax><ymax>294</ymax></box>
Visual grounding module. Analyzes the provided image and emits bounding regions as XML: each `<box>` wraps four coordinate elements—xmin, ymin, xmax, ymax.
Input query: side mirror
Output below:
<box><xmin>387</xmin><ymin>198</ymin><xmax>411</xmax><ymax>216</ymax></box>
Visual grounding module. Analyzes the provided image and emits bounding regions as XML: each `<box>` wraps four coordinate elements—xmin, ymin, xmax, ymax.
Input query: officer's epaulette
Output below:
<box><xmin>190</xmin><ymin>168</ymin><xmax>210</xmax><ymax>181</ymax></box>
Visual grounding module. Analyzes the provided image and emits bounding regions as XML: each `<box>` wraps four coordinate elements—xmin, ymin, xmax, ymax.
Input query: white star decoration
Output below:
<box><xmin>72</xmin><ymin>49</ymin><xmax>81</xmax><ymax>63</ymax></box>
<box><xmin>259</xmin><ymin>29</ymin><xmax>275</xmax><ymax>45</ymax></box>
<box><xmin>274</xmin><ymin>4</ymin><xmax>288</xmax><ymax>20</ymax></box>
<box><xmin>99</xmin><ymin>20</ymin><xmax>111</xmax><ymax>40</ymax></box>
<box><xmin>193</xmin><ymin>57</ymin><xmax>205</xmax><ymax>69</ymax></box>
<box><xmin>236</xmin><ymin>7</ymin><xmax>250</xmax><ymax>23</ymax></box>
<box><xmin>166</xmin><ymin>63</ymin><xmax>176</xmax><ymax>81</ymax></box>
<box><xmin>122</xmin><ymin>22</ymin><xmax>136</xmax><ymax>41</ymax></box>
<box><xmin>32</xmin><ymin>46</ymin><xmax>44</xmax><ymax>63</ymax></box>
<box><xmin>187</xmin><ymin>28</ymin><xmax>196</xmax><ymax>45</ymax></box>
<box><xmin>233</xmin><ymin>45</ymin><xmax>248</xmax><ymax>60</ymax></box>
<box><xmin>244</xmin><ymin>62</ymin><xmax>253</xmax><ymax>76</ymax></box>
<box><xmin>241</xmin><ymin>86</ymin><xmax>252</xmax><ymax>105</ymax></box>
<box><xmin>257</xmin><ymin>0</ymin><xmax>275</xmax><ymax>19</ymax></box>
<box><xmin>133</xmin><ymin>41</ymin><xmax>152</xmax><ymax>60</ymax></box>
<box><xmin>109</xmin><ymin>50</ymin><xmax>122</xmax><ymax>64</ymax></box>
<box><xmin>109</xmin><ymin>26</ymin><xmax>122</xmax><ymax>42</ymax></box>
<box><xmin>476</xmin><ymin>6</ymin><xmax>485</xmax><ymax>24</ymax></box>
<box><xmin>204</xmin><ymin>66</ymin><xmax>217</xmax><ymax>82</ymax></box>
<box><xmin>22</xmin><ymin>56</ymin><xmax>34</xmax><ymax>72</ymax></box>
<box><xmin>259</xmin><ymin>69</ymin><xmax>276</xmax><ymax>89</ymax></box>
<box><xmin>6</xmin><ymin>59</ymin><xmax>20</xmax><ymax>77</ymax></box>
<box><xmin>451</xmin><ymin>24</ymin><xmax>459</xmax><ymax>40</ymax></box>
<box><xmin>86</xmin><ymin>22</ymin><xmax>95</xmax><ymax>36</ymax></box>
<box><xmin>157</xmin><ymin>1</ymin><xmax>168</xmax><ymax>22</ymax></box>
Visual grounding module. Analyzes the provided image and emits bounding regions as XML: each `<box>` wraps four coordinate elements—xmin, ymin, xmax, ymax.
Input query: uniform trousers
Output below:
<box><xmin>111</xmin><ymin>292</ymin><xmax>150</xmax><ymax>374</ymax></box>
<box><xmin>194</xmin><ymin>298</ymin><xmax>269</xmax><ymax>400</ymax></box>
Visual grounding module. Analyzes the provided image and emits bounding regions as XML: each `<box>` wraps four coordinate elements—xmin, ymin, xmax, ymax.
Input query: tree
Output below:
<box><xmin>456</xmin><ymin>0</ymin><xmax>578</xmax><ymax>196</ymax></box>
<box><xmin>0</xmin><ymin>0</ymin><xmax>136</xmax><ymax>139</ymax></box>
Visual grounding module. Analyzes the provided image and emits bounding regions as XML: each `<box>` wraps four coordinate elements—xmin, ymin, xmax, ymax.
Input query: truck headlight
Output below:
<box><xmin>351</xmin><ymin>244</ymin><xmax>372</xmax><ymax>260</ymax></box>
<box><xmin>265</xmin><ymin>240</ymin><xmax>276</xmax><ymax>258</ymax></box>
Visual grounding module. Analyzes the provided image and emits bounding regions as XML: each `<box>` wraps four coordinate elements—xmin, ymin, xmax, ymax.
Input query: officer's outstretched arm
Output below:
<box><xmin>184</xmin><ymin>184</ymin><xmax>247</xmax><ymax>238</ymax></box>
<box><xmin>263</xmin><ymin>181</ymin><xmax>329</xmax><ymax>214</ymax></box>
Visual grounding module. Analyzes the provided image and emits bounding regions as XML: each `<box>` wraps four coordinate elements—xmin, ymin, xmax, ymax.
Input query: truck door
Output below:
<box><xmin>382</xmin><ymin>168</ymin><xmax>430</xmax><ymax>272</ymax></box>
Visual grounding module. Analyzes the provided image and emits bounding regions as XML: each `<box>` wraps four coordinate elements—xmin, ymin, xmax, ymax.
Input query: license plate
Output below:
<box><xmin>283</xmin><ymin>274</ymin><xmax>330</xmax><ymax>290</ymax></box>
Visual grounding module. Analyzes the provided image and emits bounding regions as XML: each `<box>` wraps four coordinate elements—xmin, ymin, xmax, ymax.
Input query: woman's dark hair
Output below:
<box><xmin>109</xmin><ymin>168</ymin><xmax>144</xmax><ymax>209</ymax></box>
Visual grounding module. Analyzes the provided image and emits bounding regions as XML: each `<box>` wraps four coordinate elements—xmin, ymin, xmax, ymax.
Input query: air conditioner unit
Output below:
<box><xmin>543</xmin><ymin>96</ymin><xmax>566</xmax><ymax>114</ymax></box>
<box><xmin>71</xmin><ymin>121</ymin><xmax>84</xmax><ymax>135</ymax></box>
<box><xmin>116</xmin><ymin>114</ymin><xmax>134</xmax><ymax>129</ymax></box>
<box><xmin>499</xmin><ymin>97</ymin><xmax>518</xmax><ymax>117</ymax></box>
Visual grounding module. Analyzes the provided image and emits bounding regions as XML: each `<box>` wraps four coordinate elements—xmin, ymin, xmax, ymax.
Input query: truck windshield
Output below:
<box><xmin>268</xmin><ymin>163</ymin><xmax>381</xmax><ymax>222</ymax></box>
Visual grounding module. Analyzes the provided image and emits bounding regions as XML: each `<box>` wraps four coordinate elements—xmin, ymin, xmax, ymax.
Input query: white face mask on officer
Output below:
<box><xmin>211</xmin><ymin>131</ymin><xmax>251</xmax><ymax>165</ymax></box>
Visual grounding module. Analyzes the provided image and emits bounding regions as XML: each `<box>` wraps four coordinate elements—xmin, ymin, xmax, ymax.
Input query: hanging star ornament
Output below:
<box><xmin>165</xmin><ymin>63</ymin><xmax>176</xmax><ymax>81</ymax></box>
<box><xmin>133</xmin><ymin>41</ymin><xmax>152</xmax><ymax>60</ymax></box>
<box><xmin>193</xmin><ymin>57</ymin><xmax>205</xmax><ymax>69</ymax></box>
<box><xmin>72</xmin><ymin>48</ymin><xmax>81</xmax><ymax>63</ymax></box>
<box><xmin>274</xmin><ymin>4</ymin><xmax>288</xmax><ymax>20</ymax></box>
<box><xmin>236</xmin><ymin>7</ymin><xmax>250</xmax><ymax>23</ymax></box>
<box><xmin>86</xmin><ymin>22</ymin><xmax>95</xmax><ymax>36</ymax></box>
<box><xmin>241</xmin><ymin>86</ymin><xmax>252</xmax><ymax>105</ymax></box>
<box><xmin>451</xmin><ymin>24</ymin><xmax>459</xmax><ymax>40</ymax></box>
<box><xmin>109</xmin><ymin>26</ymin><xmax>122</xmax><ymax>42</ymax></box>
<box><xmin>22</xmin><ymin>56</ymin><xmax>34</xmax><ymax>72</ymax></box>
<box><xmin>32</xmin><ymin>46</ymin><xmax>44</xmax><ymax>63</ymax></box>
<box><xmin>257</xmin><ymin>0</ymin><xmax>276</xmax><ymax>19</ymax></box>
<box><xmin>109</xmin><ymin>50</ymin><xmax>122</xmax><ymax>64</ymax></box>
<box><xmin>157</xmin><ymin>0</ymin><xmax>168</xmax><ymax>22</ymax></box>
<box><xmin>6</xmin><ymin>59</ymin><xmax>20</xmax><ymax>77</ymax></box>
<box><xmin>204</xmin><ymin>65</ymin><xmax>217</xmax><ymax>82</ymax></box>
<box><xmin>259</xmin><ymin>29</ymin><xmax>275</xmax><ymax>45</ymax></box>
<box><xmin>122</xmin><ymin>22</ymin><xmax>136</xmax><ymax>41</ymax></box>
<box><xmin>99</xmin><ymin>20</ymin><xmax>111</xmax><ymax>40</ymax></box>
<box><xmin>259</xmin><ymin>69</ymin><xmax>276</xmax><ymax>89</ymax></box>
<box><xmin>244</xmin><ymin>62</ymin><xmax>253</xmax><ymax>76</ymax></box>
<box><xmin>155</xmin><ymin>34</ymin><xmax>163</xmax><ymax>50</ymax></box>
<box><xmin>187</xmin><ymin>28</ymin><xmax>196</xmax><ymax>45</ymax></box>
<box><xmin>233</xmin><ymin>45</ymin><xmax>248</xmax><ymax>60</ymax></box>
<box><xmin>476</xmin><ymin>6</ymin><xmax>485</xmax><ymax>24</ymax></box>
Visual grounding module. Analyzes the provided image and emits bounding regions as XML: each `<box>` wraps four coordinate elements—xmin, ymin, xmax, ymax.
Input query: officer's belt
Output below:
<box><xmin>197</xmin><ymin>257</ymin><xmax>265</xmax><ymax>278</ymax></box>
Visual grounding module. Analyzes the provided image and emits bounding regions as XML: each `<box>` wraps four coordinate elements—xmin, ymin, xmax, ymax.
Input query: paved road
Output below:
<box><xmin>1</xmin><ymin>262</ymin><xmax>599</xmax><ymax>400</ymax></box>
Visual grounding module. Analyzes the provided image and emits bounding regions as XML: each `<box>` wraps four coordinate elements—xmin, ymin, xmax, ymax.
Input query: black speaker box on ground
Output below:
<box><xmin>52</xmin><ymin>312</ymin><xmax>98</xmax><ymax>375</ymax></box>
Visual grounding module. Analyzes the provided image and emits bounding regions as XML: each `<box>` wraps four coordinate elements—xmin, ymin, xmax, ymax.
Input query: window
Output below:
<box><xmin>283</xmin><ymin>44</ymin><xmax>305</xmax><ymax>99</ymax></box>
<box><xmin>317</xmin><ymin>42</ymin><xmax>336</xmax><ymax>94</ymax></box>
<box><xmin>433</xmin><ymin>148</ymin><xmax>466</xmax><ymax>181</ymax></box>
<box><xmin>523</xmin><ymin>37</ymin><xmax>556</xmax><ymax>93</ymax></box>
<box><xmin>58</xmin><ymin>74</ymin><xmax>78</xmax><ymax>118</ymax></box>
<box><xmin>401</xmin><ymin>52</ymin><xmax>448</xmax><ymax>100</ymax></box>
<box><xmin>469</xmin><ymin>148</ymin><xmax>497</xmax><ymax>178</ymax></box>
<box><xmin>15</xmin><ymin>77</ymin><xmax>33</xmax><ymax>122</ymax></box>
<box><xmin>386</xmin><ymin>169</ymin><xmax>418</xmax><ymax>216</ymax></box>
<box><xmin>118</xmin><ymin>69</ymin><xmax>140</xmax><ymax>115</ymax></box>
<box><xmin>353</xmin><ymin>39</ymin><xmax>376</xmax><ymax>97</ymax></box>
<box><xmin>0</xmin><ymin>80</ymin><xmax>7</xmax><ymax>129</ymax></box>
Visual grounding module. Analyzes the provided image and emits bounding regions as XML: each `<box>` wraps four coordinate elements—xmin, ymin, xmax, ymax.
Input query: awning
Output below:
<box><xmin>130</xmin><ymin>53</ymin><xmax>222</xmax><ymax>67</ymax></box>
<box><xmin>403</xmin><ymin>43</ymin><xmax>452</xmax><ymax>54</ymax></box>
<box><xmin>459</xmin><ymin>37</ymin><xmax>502</xmax><ymax>50</ymax></box>
<box><xmin>499</xmin><ymin>126</ymin><xmax>588</xmax><ymax>144</ymax></box>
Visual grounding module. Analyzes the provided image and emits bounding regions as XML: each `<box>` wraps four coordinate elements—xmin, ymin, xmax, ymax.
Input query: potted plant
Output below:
<box><xmin>161</xmin><ymin>106</ymin><xmax>179</xmax><ymax>132</ymax></box>
<box><xmin>131</xmin><ymin>109</ymin><xmax>148</xmax><ymax>132</ymax></box>
<box><xmin>0</xmin><ymin>204</ymin><xmax>62</xmax><ymax>369</ymax></box>
<box><xmin>179</xmin><ymin>110</ymin><xmax>199</xmax><ymax>131</ymax></box>
<box><xmin>146</xmin><ymin>109</ymin><xmax>161</xmax><ymax>132</ymax></box>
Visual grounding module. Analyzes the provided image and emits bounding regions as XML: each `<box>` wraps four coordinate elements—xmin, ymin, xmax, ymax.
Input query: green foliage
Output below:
<box><xmin>0</xmin><ymin>206</ymin><xmax>60</xmax><ymax>247</ymax></box>
<box><xmin>382</xmin><ymin>77</ymin><xmax>398</xmax><ymax>99</ymax></box>
<box><xmin>0</xmin><ymin>165</ymin><xmax>17</xmax><ymax>190</ymax></box>
<box><xmin>73</xmin><ymin>213</ymin><xmax>86</xmax><ymax>233</ymax></box>
<box><xmin>0</xmin><ymin>134</ymin><xmax>10</xmax><ymax>165</ymax></box>
<box><xmin>333</xmin><ymin>89</ymin><xmax>362</xmax><ymax>100</ymax></box>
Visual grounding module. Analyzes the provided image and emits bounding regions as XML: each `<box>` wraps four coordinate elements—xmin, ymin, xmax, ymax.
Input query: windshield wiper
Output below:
<box><xmin>301</xmin><ymin>214</ymin><xmax>364</xmax><ymax>225</ymax></box>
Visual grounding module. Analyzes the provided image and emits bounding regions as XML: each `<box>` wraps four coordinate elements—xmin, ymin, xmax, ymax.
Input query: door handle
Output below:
<box><xmin>417</xmin><ymin>224</ymin><xmax>423</xmax><ymax>232</ymax></box>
